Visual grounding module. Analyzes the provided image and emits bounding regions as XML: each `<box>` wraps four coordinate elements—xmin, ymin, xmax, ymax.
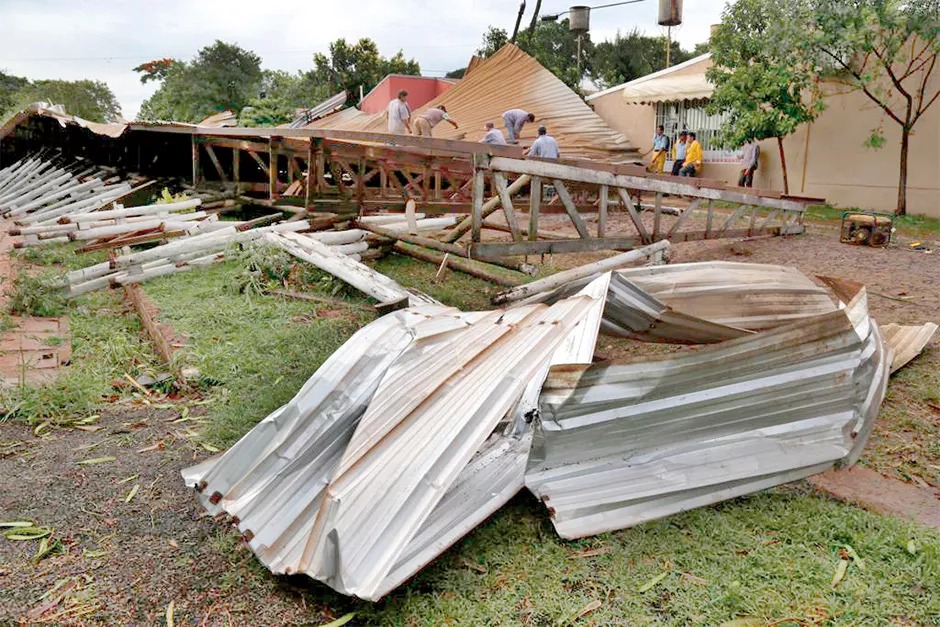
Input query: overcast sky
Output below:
<box><xmin>1</xmin><ymin>0</ymin><xmax>726</xmax><ymax>119</ymax></box>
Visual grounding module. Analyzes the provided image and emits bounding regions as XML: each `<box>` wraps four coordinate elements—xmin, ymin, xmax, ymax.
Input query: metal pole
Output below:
<box><xmin>665</xmin><ymin>25</ymin><xmax>672</xmax><ymax>68</ymax></box>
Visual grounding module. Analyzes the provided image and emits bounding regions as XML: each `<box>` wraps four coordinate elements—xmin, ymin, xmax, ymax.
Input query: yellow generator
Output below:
<box><xmin>840</xmin><ymin>212</ymin><xmax>893</xmax><ymax>247</ymax></box>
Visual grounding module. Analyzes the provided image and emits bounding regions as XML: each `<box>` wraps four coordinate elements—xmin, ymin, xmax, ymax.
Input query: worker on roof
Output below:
<box><xmin>670</xmin><ymin>131</ymin><xmax>688</xmax><ymax>176</ymax></box>
<box><xmin>481</xmin><ymin>121</ymin><xmax>507</xmax><ymax>145</ymax></box>
<box><xmin>502</xmin><ymin>109</ymin><xmax>536</xmax><ymax>144</ymax></box>
<box><xmin>385</xmin><ymin>90</ymin><xmax>412</xmax><ymax>135</ymax></box>
<box><xmin>680</xmin><ymin>131</ymin><xmax>703</xmax><ymax>177</ymax></box>
<box><xmin>527</xmin><ymin>126</ymin><xmax>560</xmax><ymax>160</ymax></box>
<box><xmin>646</xmin><ymin>125</ymin><xmax>670</xmax><ymax>174</ymax></box>
<box><xmin>413</xmin><ymin>105</ymin><xmax>459</xmax><ymax>137</ymax></box>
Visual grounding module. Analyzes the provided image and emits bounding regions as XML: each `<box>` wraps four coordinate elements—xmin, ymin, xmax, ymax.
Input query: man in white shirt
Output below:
<box><xmin>527</xmin><ymin>126</ymin><xmax>559</xmax><ymax>160</ymax></box>
<box><xmin>385</xmin><ymin>90</ymin><xmax>412</xmax><ymax>135</ymax></box>
<box><xmin>481</xmin><ymin>121</ymin><xmax>507</xmax><ymax>145</ymax></box>
<box><xmin>413</xmin><ymin>105</ymin><xmax>459</xmax><ymax>137</ymax></box>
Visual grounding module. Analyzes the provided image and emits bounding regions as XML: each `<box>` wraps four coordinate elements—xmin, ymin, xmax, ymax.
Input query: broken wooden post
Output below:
<box><xmin>269</xmin><ymin>136</ymin><xmax>281</xmax><ymax>202</ymax></box>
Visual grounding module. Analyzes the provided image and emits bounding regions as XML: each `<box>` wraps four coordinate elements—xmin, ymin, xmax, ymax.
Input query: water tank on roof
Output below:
<box><xmin>569</xmin><ymin>6</ymin><xmax>591</xmax><ymax>34</ymax></box>
<box><xmin>658</xmin><ymin>0</ymin><xmax>682</xmax><ymax>26</ymax></box>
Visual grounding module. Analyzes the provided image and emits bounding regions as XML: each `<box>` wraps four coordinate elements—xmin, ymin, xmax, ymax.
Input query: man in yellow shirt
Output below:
<box><xmin>680</xmin><ymin>131</ymin><xmax>703</xmax><ymax>177</ymax></box>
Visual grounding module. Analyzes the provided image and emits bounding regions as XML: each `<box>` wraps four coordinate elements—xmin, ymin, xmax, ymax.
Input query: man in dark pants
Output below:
<box><xmin>738</xmin><ymin>139</ymin><xmax>761</xmax><ymax>187</ymax></box>
<box><xmin>671</xmin><ymin>131</ymin><xmax>688</xmax><ymax>176</ymax></box>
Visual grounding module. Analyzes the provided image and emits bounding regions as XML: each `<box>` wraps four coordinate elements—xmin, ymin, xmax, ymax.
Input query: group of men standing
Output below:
<box><xmin>385</xmin><ymin>91</ymin><xmax>558</xmax><ymax>158</ymax></box>
<box><xmin>647</xmin><ymin>125</ymin><xmax>761</xmax><ymax>187</ymax></box>
<box><xmin>648</xmin><ymin>126</ymin><xmax>703</xmax><ymax>178</ymax></box>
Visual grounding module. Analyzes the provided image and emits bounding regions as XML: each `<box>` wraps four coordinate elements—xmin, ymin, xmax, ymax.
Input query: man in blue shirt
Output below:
<box><xmin>670</xmin><ymin>131</ymin><xmax>688</xmax><ymax>176</ymax></box>
<box><xmin>647</xmin><ymin>125</ymin><xmax>670</xmax><ymax>173</ymax></box>
<box><xmin>527</xmin><ymin>126</ymin><xmax>560</xmax><ymax>159</ymax></box>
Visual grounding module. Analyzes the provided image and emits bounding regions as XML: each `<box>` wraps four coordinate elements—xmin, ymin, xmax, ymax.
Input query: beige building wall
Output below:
<box><xmin>588</xmin><ymin>57</ymin><xmax>940</xmax><ymax>218</ymax></box>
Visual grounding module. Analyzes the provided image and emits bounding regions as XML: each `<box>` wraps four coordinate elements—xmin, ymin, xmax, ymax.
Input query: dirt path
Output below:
<box><xmin>0</xmin><ymin>407</ymin><xmax>348</xmax><ymax>625</ymax></box>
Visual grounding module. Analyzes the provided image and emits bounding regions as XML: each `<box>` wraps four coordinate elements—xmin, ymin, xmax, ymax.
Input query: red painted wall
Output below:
<box><xmin>359</xmin><ymin>76</ymin><xmax>456</xmax><ymax>114</ymax></box>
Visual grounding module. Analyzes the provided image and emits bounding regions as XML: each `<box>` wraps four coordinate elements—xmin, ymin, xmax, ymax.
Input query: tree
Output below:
<box><xmin>798</xmin><ymin>0</ymin><xmax>940</xmax><ymax>215</ymax></box>
<box><xmin>0</xmin><ymin>71</ymin><xmax>30</xmax><ymax>117</ymax></box>
<box><xmin>477</xmin><ymin>26</ymin><xmax>510</xmax><ymax>58</ymax></box>
<box><xmin>13</xmin><ymin>79</ymin><xmax>121</xmax><ymax>122</ymax></box>
<box><xmin>312</xmin><ymin>38</ymin><xmax>419</xmax><ymax>100</ymax></box>
<box><xmin>706</xmin><ymin>0</ymin><xmax>824</xmax><ymax>194</ymax></box>
<box><xmin>591</xmin><ymin>29</ymin><xmax>697</xmax><ymax>89</ymax></box>
<box><xmin>137</xmin><ymin>41</ymin><xmax>263</xmax><ymax>123</ymax></box>
<box><xmin>477</xmin><ymin>21</ymin><xmax>590</xmax><ymax>90</ymax></box>
<box><xmin>240</xmin><ymin>70</ymin><xmax>328</xmax><ymax>127</ymax></box>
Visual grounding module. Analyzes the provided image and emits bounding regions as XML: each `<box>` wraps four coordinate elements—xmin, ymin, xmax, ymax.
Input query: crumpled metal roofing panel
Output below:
<box><xmin>526</xmin><ymin>284</ymin><xmax>891</xmax><ymax>539</ymax></box>
<box><xmin>183</xmin><ymin>279</ymin><xmax>608</xmax><ymax>601</ymax></box>
<box><xmin>518</xmin><ymin>262</ymin><xmax>839</xmax><ymax>344</ymax></box>
<box><xmin>304</xmin><ymin>44</ymin><xmax>637</xmax><ymax>160</ymax></box>
<box><xmin>881</xmin><ymin>322</ymin><xmax>938</xmax><ymax>374</ymax></box>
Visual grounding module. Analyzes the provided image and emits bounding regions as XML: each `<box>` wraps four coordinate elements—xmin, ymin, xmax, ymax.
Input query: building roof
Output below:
<box><xmin>306</xmin><ymin>44</ymin><xmax>637</xmax><ymax>160</ymax></box>
<box><xmin>586</xmin><ymin>53</ymin><xmax>712</xmax><ymax>102</ymax></box>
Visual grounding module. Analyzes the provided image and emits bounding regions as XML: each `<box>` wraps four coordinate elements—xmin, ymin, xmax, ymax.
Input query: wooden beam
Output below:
<box><xmin>247</xmin><ymin>150</ymin><xmax>269</xmax><ymax>177</ymax></box>
<box><xmin>471</xmin><ymin>161</ymin><xmax>485</xmax><ymax>243</ymax></box>
<box><xmin>551</xmin><ymin>179</ymin><xmax>590</xmax><ymax>239</ymax></box>
<box><xmin>717</xmin><ymin>205</ymin><xmax>748</xmax><ymax>237</ymax></box>
<box><xmin>492</xmin><ymin>172</ymin><xmax>522</xmax><ymax>242</ymax></box>
<box><xmin>445</xmin><ymin>174</ymin><xmax>531</xmax><ymax>242</ymax></box>
<box><xmin>529</xmin><ymin>176</ymin><xmax>542</xmax><ymax>242</ymax></box>
<box><xmin>204</xmin><ymin>145</ymin><xmax>229</xmax><ymax>184</ymax></box>
<box><xmin>232</xmin><ymin>146</ymin><xmax>240</xmax><ymax>195</ymax></box>
<box><xmin>616</xmin><ymin>188</ymin><xmax>651</xmax><ymax>244</ymax></box>
<box><xmin>473</xmin><ymin>227</ymin><xmax>776</xmax><ymax>257</ymax></box>
<box><xmin>191</xmin><ymin>136</ymin><xmax>201</xmax><ymax>187</ymax></box>
<box><xmin>487</xmin><ymin>157</ymin><xmax>811</xmax><ymax>213</ymax></box>
<box><xmin>667</xmin><ymin>199</ymin><xmax>700</xmax><ymax>238</ymax></box>
<box><xmin>268</xmin><ymin>138</ymin><xmax>280</xmax><ymax>201</ymax></box>
<box><xmin>653</xmin><ymin>193</ymin><xmax>663</xmax><ymax>241</ymax></box>
<box><xmin>392</xmin><ymin>242</ymin><xmax>524</xmax><ymax>287</ymax></box>
<box><xmin>598</xmin><ymin>184</ymin><xmax>608</xmax><ymax>238</ymax></box>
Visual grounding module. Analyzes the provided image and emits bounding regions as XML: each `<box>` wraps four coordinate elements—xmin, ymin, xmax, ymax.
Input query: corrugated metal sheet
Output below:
<box><xmin>183</xmin><ymin>278</ymin><xmax>608</xmax><ymax>601</ymax></box>
<box><xmin>304</xmin><ymin>44</ymin><xmax>638</xmax><ymax>160</ymax></box>
<box><xmin>518</xmin><ymin>262</ymin><xmax>840</xmax><ymax>344</ymax></box>
<box><xmin>881</xmin><ymin>322</ymin><xmax>938</xmax><ymax>373</ymax></box>
<box><xmin>526</xmin><ymin>282</ymin><xmax>891</xmax><ymax>539</ymax></box>
<box><xmin>287</xmin><ymin>92</ymin><xmax>348</xmax><ymax>129</ymax></box>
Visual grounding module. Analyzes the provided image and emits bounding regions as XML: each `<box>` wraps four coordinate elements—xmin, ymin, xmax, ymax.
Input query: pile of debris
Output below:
<box><xmin>182</xmin><ymin>253</ymin><xmax>934</xmax><ymax>601</ymax></box>
<box><xmin>0</xmin><ymin>154</ymin><xmax>145</xmax><ymax>237</ymax></box>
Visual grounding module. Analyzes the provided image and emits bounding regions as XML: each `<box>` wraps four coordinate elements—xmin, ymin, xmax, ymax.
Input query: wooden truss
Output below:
<box><xmin>191</xmin><ymin>130</ymin><xmax>816</xmax><ymax>258</ymax></box>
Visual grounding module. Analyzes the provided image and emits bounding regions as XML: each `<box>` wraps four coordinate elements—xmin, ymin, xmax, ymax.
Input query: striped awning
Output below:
<box><xmin>623</xmin><ymin>74</ymin><xmax>714</xmax><ymax>105</ymax></box>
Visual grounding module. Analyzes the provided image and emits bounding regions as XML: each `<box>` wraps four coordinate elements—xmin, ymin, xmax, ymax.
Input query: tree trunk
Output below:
<box><xmin>777</xmin><ymin>136</ymin><xmax>789</xmax><ymax>195</ymax></box>
<box><xmin>897</xmin><ymin>126</ymin><xmax>909</xmax><ymax>216</ymax></box>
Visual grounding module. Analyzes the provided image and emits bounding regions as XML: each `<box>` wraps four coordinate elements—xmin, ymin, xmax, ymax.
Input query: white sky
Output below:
<box><xmin>1</xmin><ymin>0</ymin><xmax>726</xmax><ymax>119</ymax></box>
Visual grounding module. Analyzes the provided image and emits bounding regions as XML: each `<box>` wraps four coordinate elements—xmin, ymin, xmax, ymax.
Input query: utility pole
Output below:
<box><xmin>665</xmin><ymin>25</ymin><xmax>672</xmax><ymax>68</ymax></box>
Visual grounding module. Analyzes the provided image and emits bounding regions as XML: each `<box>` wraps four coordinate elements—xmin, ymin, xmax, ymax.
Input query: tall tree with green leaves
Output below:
<box><xmin>477</xmin><ymin>21</ymin><xmax>590</xmax><ymax>90</ymax></box>
<box><xmin>239</xmin><ymin>70</ymin><xmax>328</xmax><ymax>127</ymax></box>
<box><xmin>137</xmin><ymin>41</ymin><xmax>263</xmax><ymax>122</ymax></box>
<box><xmin>591</xmin><ymin>29</ymin><xmax>697</xmax><ymax>89</ymax></box>
<box><xmin>9</xmin><ymin>79</ymin><xmax>121</xmax><ymax>122</ymax></box>
<box><xmin>0</xmin><ymin>71</ymin><xmax>30</xmax><ymax>117</ymax></box>
<box><xmin>312</xmin><ymin>38</ymin><xmax>420</xmax><ymax>100</ymax></box>
<box><xmin>797</xmin><ymin>0</ymin><xmax>939</xmax><ymax>215</ymax></box>
<box><xmin>706</xmin><ymin>0</ymin><xmax>823</xmax><ymax>194</ymax></box>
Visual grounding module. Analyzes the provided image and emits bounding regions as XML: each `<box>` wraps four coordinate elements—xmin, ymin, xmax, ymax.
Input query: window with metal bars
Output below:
<box><xmin>655</xmin><ymin>101</ymin><xmax>740</xmax><ymax>162</ymax></box>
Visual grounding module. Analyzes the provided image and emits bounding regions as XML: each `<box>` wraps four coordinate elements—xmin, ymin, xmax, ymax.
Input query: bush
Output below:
<box><xmin>7</xmin><ymin>272</ymin><xmax>67</xmax><ymax>317</ymax></box>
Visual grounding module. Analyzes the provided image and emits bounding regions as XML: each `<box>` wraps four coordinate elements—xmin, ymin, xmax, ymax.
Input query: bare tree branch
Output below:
<box><xmin>820</xmin><ymin>46</ymin><xmax>906</xmax><ymax>126</ymax></box>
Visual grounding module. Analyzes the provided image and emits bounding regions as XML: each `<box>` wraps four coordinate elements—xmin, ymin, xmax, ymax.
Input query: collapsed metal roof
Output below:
<box><xmin>183</xmin><ymin>262</ymin><xmax>906</xmax><ymax>601</ymax></box>
<box><xmin>303</xmin><ymin>44</ymin><xmax>639</xmax><ymax>160</ymax></box>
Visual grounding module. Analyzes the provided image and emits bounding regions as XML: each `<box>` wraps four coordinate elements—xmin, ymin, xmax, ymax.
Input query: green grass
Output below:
<box><xmin>335</xmin><ymin>490</ymin><xmax>939</xmax><ymax>626</ymax></box>
<box><xmin>806</xmin><ymin>204</ymin><xmax>940</xmax><ymax>240</ymax></box>
<box><xmin>142</xmin><ymin>261</ymin><xmax>371</xmax><ymax>445</ymax></box>
<box><xmin>373</xmin><ymin>253</ymin><xmax>502</xmax><ymax>312</ymax></box>
<box><xmin>1</xmin><ymin>244</ymin><xmax>159</xmax><ymax>423</ymax></box>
